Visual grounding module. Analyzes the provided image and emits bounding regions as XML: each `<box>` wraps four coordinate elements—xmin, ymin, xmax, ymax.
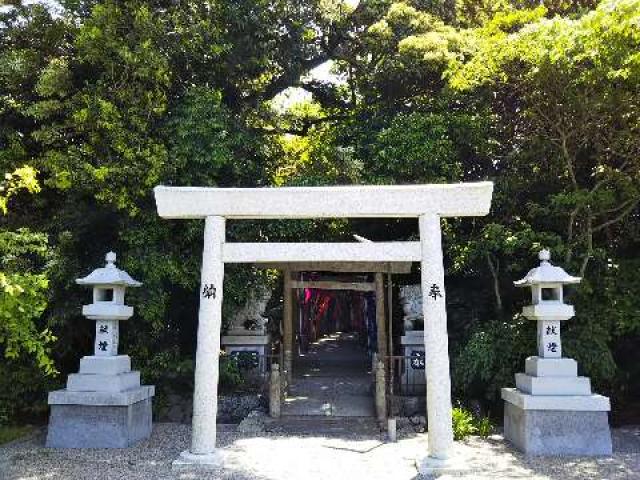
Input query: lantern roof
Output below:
<box><xmin>76</xmin><ymin>252</ymin><xmax>142</xmax><ymax>287</ymax></box>
<box><xmin>514</xmin><ymin>249</ymin><xmax>581</xmax><ymax>287</ymax></box>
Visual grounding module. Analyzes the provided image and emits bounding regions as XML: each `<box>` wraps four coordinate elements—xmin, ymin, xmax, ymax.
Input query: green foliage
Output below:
<box><xmin>0</xmin><ymin>167</ymin><xmax>55</xmax><ymax>376</ymax></box>
<box><xmin>0</xmin><ymin>166</ymin><xmax>56</xmax><ymax>424</ymax></box>
<box><xmin>454</xmin><ymin>318</ymin><xmax>535</xmax><ymax>401</ymax></box>
<box><xmin>372</xmin><ymin>112</ymin><xmax>463</xmax><ymax>183</ymax></box>
<box><xmin>446</xmin><ymin>0</ymin><xmax>640</xmax><ymax>403</ymax></box>
<box><xmin>452</xmin><ymin>406</ymin><xmax>494</xmax><ymax>440</ymax></box>
<box><xmin>474</xmin><ymin>415</ymin><xmax>493</xmax><ymax>438</ymax></box>
<box><xmin>452</xmin><ymin>406</ymin><xmax>476</xmax><ymax>440</ymax></box>
<box><xmin>0</xmin><ymin>167</ymin><xmax>40</xmax><ymax>214</ymax></box>
<box><xmin>219</xmin><ymin>354</ymin><xmax>245</xmax><ymax>393</ymax></box>
<box><xmin>0</xmin><ymin>425</ymin><xmax>33</xmax><ymax>445</ymax></box>
<box><xmin>164</xmin><ymin>87</ymin><xmax>260</xmax><ymax>186</ymax></box>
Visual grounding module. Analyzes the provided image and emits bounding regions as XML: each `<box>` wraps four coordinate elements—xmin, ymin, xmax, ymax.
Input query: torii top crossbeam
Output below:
<box><xmin>154</xmin><ymin>182</ymin><xmax>493</xmax><ymax>219</ymax></box>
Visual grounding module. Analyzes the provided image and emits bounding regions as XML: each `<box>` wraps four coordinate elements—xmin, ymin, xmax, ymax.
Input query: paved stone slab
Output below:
<box><xmin>331</xmin><ymin>395</ymin><xmax>375</xmax><ymax>417</ymax></box>
<box><xmin>287</xmin><ymin>377</ymin><xmax>334</xmax><ymax>396</ymax></box>
<box><xmin>284</xmin><ymin>332</ymin><xmax>374</xmax><ymax>418</ymax></box>
<box><xmin>264</xmin><ymin>417</ymin><xmax>380</xmax><ymax>436</ymax></box>
<box><xmin>282</xmin><ymin>397</ymin><xmax>332</xmax><ymax>416</ymax></box>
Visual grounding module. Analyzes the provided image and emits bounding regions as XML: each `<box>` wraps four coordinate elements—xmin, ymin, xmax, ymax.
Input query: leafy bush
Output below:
<box><xmin>452</xmin><ymin>406</ymin><xmax>495</xmax><ymax>440</ymax></box>
<box><xmin>0</xmin><ymin>357</ymin><xmax>59</xmax><ymax>425</ymax></box>
<box><xmin>452</xmin><ymin>407</ymin><xmax>476</xmax><ymax>440</ymax></box>
<box><xmin>474</xmin><ymin>416</ymin><xmax>493</xmax><ymax>438</ymax></box>
<box><xmin>454</xmin><ymin>318</ymin><xmax>535</xmax><ymax>401</ymax></box>
<box><xmin>0</xmin><ymin>168</ymin><xmax>57</xmax><ymax>424</ymax></box>
<box><xmin>219</xmin><ymin>353</ymin><xmax>244</xmax><ymax>393</ymax></box>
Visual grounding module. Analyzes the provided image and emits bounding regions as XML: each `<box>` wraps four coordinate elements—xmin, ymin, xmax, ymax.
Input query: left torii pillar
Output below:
<box><xmin>174</xmin><ymin>216</ymin><xmax>225</xmax><ymax>467</ymax></box>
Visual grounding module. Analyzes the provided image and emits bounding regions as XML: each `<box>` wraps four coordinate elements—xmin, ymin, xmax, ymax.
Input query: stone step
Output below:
<box><xmin>79</xmin><ymin>355</ymin><xmax>131</xmax><ymax>375</ymax></box>
<box><xmin>525</xmin><ymin>356</ymin><xmax>578</xmax><ymax>377</ymax></box>
<box><xmin>264</xmin><ymin>416</ymin><xmax>380</xmax><ymax>436</ymax></box>
<box><xmin>67</xmin><ymin>371</ymin><xmax>141</xmax><ymax>393</ymax></box>
<box><xmin>515</xmin><ymin>372</ymin><xmax>591</xmax><ymax>396</ymax></box>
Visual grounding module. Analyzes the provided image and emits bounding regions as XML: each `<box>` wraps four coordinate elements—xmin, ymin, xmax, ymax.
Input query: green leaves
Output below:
<box><xmin>372</xmin><ymin>112</ymin><xmax>463</xmax><ymax>183</ymax></box>
<box><xmin>0</xmin><ymin>221</ymin><xmax>55</xmax><ymax>378</ymax></box>
<box><xmin>0</xmin><ymin>271</ymin><xmax>55</xmax><ymax>375</ymax></box>
<box><xmin>0</xmin><ymin>166</ymin><xmax>40</xmax><ymax>215</ymax></box>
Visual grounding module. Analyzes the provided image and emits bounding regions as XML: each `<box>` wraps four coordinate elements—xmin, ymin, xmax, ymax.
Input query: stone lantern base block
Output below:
<box><xmin>66</xmin><ymin>371</ymin><xmax>141</xmax><ymax>393</ymax></box>
<box><xmin>502</xmin><ymin>390</ymin><xmax>612</xmax><ymax>456</ymax></box>
<box><xmin>525</xmin><ymin>356</ymin><xmax>577</xmax><ymax>377</ymax></box>
<box><xmin>79</xmin><ymin>355</ymin><xmax>131</xmax><ymax>375</ymax></box>
<box><xmin>46</xmin><ymin>386</ymin><xmax>154</xmax><ymax>448</ymax></box>
<box><xmin>515</xmin><ymin>372</ymin><xmax>591</xmax><ymax>396</ymax></box>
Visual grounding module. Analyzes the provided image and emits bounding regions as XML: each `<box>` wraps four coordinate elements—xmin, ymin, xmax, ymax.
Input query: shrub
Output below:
<box><xmin>451</xmin><ymin>406</ymin><xmax>494</xmax><ymax>440</ymax></box>
<box><xmin>474</xmin><ymin>415</ymin><xmax>493</xmax><ymax>438</ymax></box>
<box><xmin>219</xmin><ymin>353</ymin><xmax>244</xmax><ymax>392</ymax></box>
<box><xmin>452</xmin><ymin>407</ymin><xmax>476</xmax><ymax>440</ymax></box>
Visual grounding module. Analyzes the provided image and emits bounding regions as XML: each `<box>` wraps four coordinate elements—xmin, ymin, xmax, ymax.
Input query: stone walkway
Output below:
<box><xmin>1</xmin><ymin>423</ymin><xmax>638</xmax><ymax>480</ymax></box>
<box><xmin>282</xmin><ymin>332</ymin><xmax>375</xmax><ymax>417</ymax></box>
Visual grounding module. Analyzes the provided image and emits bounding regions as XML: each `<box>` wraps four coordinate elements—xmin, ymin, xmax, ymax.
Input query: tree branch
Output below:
<box><xmin>592</xmin><ymin>199</ymin><xmax>639</xmax><ymax>233</ymax></box>
<box><xmin>258</xmin><ymin>53</ymin><xmax>333</xmax><ymax>102</ymax></box>
<box><xmin>258</xmin><ymin>114</ymin><xmax>348</xmax><ymax>136</ymax></box>
<box><xmin>564</xmin><ymin>205</ymin><xmax>580</xmax><ymax>265</ymax></box>
<box><xmin>579</xmin><ymin>214</ymin><xmax>593</xmax><ymax>277</ymax></box>
<box><xmin>485</xmin><ymin>253</ymin><xmax>503</xmax><ymax>314</ymax></box>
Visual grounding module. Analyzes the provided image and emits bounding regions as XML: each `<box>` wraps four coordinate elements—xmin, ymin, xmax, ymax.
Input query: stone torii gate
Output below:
<box><xmin>153</xmin><ymin>182</ymin><xmax>493</xmax><ymax>473</ymax></box>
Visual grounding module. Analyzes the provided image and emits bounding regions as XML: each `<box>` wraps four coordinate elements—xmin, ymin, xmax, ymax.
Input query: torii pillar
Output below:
<box><xmin>417</xmin><ymin>214</ymin><xmax>456</xmax><ymax>474</ymax></box>
<box><xmin>174</xmin><ymin>216</ymin><xmax>225</xmax><ymax>466</ymax></box>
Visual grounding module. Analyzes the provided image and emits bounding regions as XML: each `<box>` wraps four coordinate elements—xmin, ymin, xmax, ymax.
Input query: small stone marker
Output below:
<box><xmin>46</xmin><ymin>252</ymin><xmax>155</xmax><ymax>448</ymax></box>
<box><xmin>501</xmin><ymin>249</ymin><xmax>612</xmax><ymax>456</ymax></box>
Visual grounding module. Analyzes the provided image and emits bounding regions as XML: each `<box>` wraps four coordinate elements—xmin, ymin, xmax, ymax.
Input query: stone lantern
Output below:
<box><xmin>78</xmin><ymin>251</ymin><xmax>140</xmax><ymax>359</ymax></box>
<box><xmin>515</xmin><ymin>249</ymin><xmax>581</xmax><ymax>363</ymax></box>
<box><xmin>502</xmin><ymin>249</ymin><xmax>612</xmax><ymax>456</ymax></box>
<box><xmin>46</xmin><ymin>252</ymin><xmax>155</xmax><ymax>448</ymax></box>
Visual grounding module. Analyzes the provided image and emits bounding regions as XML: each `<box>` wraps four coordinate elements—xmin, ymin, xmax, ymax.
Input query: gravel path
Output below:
<box><xmin>0</xmin><ymin>422</ymin><xmax>638</xmax><ymax>480</ymax></box>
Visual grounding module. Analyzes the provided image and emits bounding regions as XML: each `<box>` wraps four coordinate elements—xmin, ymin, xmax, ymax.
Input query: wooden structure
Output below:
<box><xmin>270</xmin><ymin>265</ymin><xmax>402</xmax><ymax>390</ymax></box>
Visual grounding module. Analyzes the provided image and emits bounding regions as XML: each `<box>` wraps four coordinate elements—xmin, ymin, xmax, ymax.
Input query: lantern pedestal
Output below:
<box><xmin>46</xmin><ymin>356</ymin><xmax>155</xmax><ymax>448</ymax></box>
<box><xmin>502</xmin><ymin>387</ymin><xmax>612</xmax><ymax>456</ymax></box>
<box><xmin>46</xmin><ymin>389</ymin><xmax>154</xmax><ymax>449</ymax></box>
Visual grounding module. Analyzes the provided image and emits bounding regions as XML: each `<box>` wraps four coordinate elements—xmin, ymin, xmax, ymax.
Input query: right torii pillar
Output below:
<box><xmin>418</xmin><ymin>214</ymin><xmax>456</xmax><ymax>474</ymax></box>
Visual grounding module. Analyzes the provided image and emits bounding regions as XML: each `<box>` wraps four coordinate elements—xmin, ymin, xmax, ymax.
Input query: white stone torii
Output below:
<box><xmin>154</xmin><ymin>182</ymin><xmax>493</xmax><ymax>473</ymax></box>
